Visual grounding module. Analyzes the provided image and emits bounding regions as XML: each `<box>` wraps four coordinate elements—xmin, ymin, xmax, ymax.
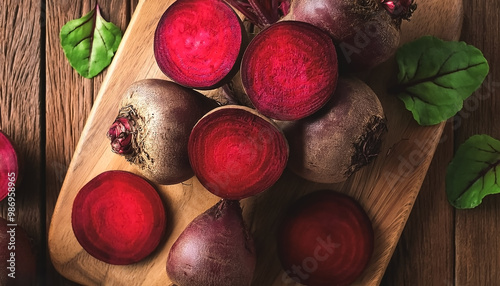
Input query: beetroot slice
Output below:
<box><xmin>154</xmin><ymin>0</ymin><xmax>246</xmax><ymax>89</ymax></box>
<box><xmin>0</xmin><ymin>131</ymin><xmax>18</xmax><ymax>202</ymax></box>
<box><xmin>241</xmin><ymin>21</ymin><xmax>338</xmax><ymax>121</ymax></box>
<box><xmin>277</xmin><ymin>191</ymin><xmax>374</xmax><ymax>286</ymax></box>
<box><xmin>188</xmin><ymin>105</ymin><xmax>289</xmax><ymax>200</ymax></box>
<box><xmin>72</xmin><ymin>170</ymin><xmax>166</xmax><ymax>265</ymax></box>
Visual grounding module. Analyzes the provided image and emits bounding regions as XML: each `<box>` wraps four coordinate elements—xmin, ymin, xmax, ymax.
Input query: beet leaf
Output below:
<box><xmin>393</xmin><ymin>36</ymin><xmax>489</xmax><ymax>126</ymax></box>
<box><xmin>60</xmin><ymin>3</ymin><xmax>122</xmax><ymax>78</ymax></box>
<box><xmin>446</xmin><ymin>134</ymin><xmax>500</xmax><ymax>209</ymax></box>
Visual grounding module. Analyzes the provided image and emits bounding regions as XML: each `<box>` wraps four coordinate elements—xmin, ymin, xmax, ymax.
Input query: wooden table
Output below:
<box><xmin>1</xmin><ymin>0</ymin><xmax>499</xmax><ymax>285</ymax></box>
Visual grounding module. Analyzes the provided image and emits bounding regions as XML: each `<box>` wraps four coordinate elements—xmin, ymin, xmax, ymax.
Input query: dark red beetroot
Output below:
<box><xmin>241</xmin><ymin>21</ymin><xmax>338</xmax><ymax>121</ymax></box>
<box><xmin>282</xmin><ymin>0</ymin><xmax>416</xmax><ymax>71</ymax></box>
<box><xmin>107</xmin><ymin>79</ymin><xmax>218</xmax><ymax>185</ymax></box>
<box><xmin>277</xmin><ymin>190</ymin><xmax>374</xmax><ymax>286</ymax></box>
<box><xmin>154</xmin><ymin>0</ymin><xmax>247</xmax><ymax>89</ymax></box>
<box><xmin>0</xmin><ymin>217</ymin><xmax>37</xmax><ymax>285</ymax></box>
<box><xmin>227</xmin><ymin>0</ymin><xmax>415</xmax><ymax>71</ymax></box>
<box><xmin>188</xmin><ymin>105</ymin><xmax>289</xmax><ymax>200</ymax></box>
<box><xmin>0</xmin><ymin>131</ymin><xmax>18</xmax><ymax>202</ymax></box>
<box><xmin>166</xmin><ymin>200</ymin><xmax>256</xmax><ymax>286</ymax></box>
<box><xmin>72</xmin><ymin>170</ymin><xmax>166</xmax><ymax>265</ymax></box>
<box><xmin>283</xmin><ymin>77</ymin><xmax>387</xmax><ymax>184</ymax></box>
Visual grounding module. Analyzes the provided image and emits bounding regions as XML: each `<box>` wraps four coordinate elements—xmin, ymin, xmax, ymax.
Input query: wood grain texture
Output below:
<box><xmin>45</xmin><ymin>1</ymin><xmax>138</xmax><ymax>285</ymax></box>
<box><xmin>383</xmin><ymin>0</ymin><xmax>500</xmax><ymax>285</ymax></box>
<box><xmin>0</xmin><ymin>0</ymin><xmax>44</xmax><ymax>280</ymax></box>
<box><xmin>2</xmin><ymin>0</ymin><xmax>498</xmax><ymax>285</ymax></box>
<box><xmin>455</xmin><ymin>0</ymin><xmax>500</xmax><ymax>285</ymax></box>
<box><xmin>46</xmin><ymin>0</ymin><xmax>463</xmax><ymax>285</ymax></box>
<box><xmin>382</xmin><ymin>123</ymin><xmax>456</xmax><ymax>286</ymax></box>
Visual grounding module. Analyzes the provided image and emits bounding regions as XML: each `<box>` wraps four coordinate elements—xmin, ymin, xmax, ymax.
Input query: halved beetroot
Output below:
<box><xmin>188</xmin><ymin>105</ymin><xmax>289</xmax><ymax>200</ymax></box>
<box><xmin>241</xmin><ymin>21</ymin><xmax>338</xmax><ymax>121</ymax></box>
<box><xmin>154</xmin><ymin>0</ymin><xmax>247</xmax><ymax>89</ymax></box>
<box><xmin>72</xmin><ymin>170</ymin><xmax>166</xmax><ymax>265</ymax></box>
<box><xmin>0</xmin><ymin>131</ymin><xmax>18</xmax><ymax>202</ymax></box>
<box><xmin>277</xmin><ymin>190</ymin><xmax>374</xmax><ymax>286</ymax></box>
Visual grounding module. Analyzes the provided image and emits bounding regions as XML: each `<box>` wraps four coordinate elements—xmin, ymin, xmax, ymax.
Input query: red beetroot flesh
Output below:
<box><xmin>72</xmin><ymin>170</ymin><xmax>166</xmax><ymax>265</ymax></box>
<box><xmin>241</xmin><ymin>21</ymin><xmax>338</xmax><ymax>121</ymax></box>
<box><xmin>166</xmin><ymin>200</ymin><xmax>256</xmax><ymax>286</ymax></box>
<box><xmin>188</xmin><ymin>105</ymin><xmax>289</xmax><ymax>200</ymax></box>
<box><xmin>0</xmin><ymin>131</ymin><xmax>18</xmax><ymax>202</ymax></box>
<box><xmin>282</xmin><ymin>0</ymin><xmax>406</xmax><ymax>71</ymax></box>
<box><xmin>277</xmin><ymin>191</ymin><xmax>374</xmax><ymax>286</ymax></box>
<box><xmin>154</xmin><ymin>0</ymin><xmax>246</xmax><ymax>89</ymax></box>
<box><xmin>0</xmin><ymin>217</ymin><xmax>37</xmax><ymax>285</ymax></box>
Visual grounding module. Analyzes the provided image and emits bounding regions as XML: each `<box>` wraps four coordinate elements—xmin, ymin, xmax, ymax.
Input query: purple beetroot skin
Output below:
<box><xmin>227</xmin><ymin>0</ymin><xmax>416</xmax><ymax>71</ymax></box>
<box><xmin>166</xmin><ymin>200</ymin><xmax>256</xmax><ymax>286</ymax></box>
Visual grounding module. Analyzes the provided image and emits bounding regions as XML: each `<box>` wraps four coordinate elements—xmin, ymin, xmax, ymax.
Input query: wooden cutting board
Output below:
<box><xmin>48</xmin><ymin>0</ymin><xmax>463</xmax><ymax>285</ymax></box>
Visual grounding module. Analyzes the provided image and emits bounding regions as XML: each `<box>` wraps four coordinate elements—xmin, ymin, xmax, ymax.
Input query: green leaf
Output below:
<box><xmin>446</xmin><ymin>134</ymin><xmax>500</xmax><ymax>209</ymax></box>
<box><xmin>60</xmin><ymin>4</ymin><xmax>122</xmax><ymax>79</ymax></box>
<box><xmin>394</xmin><ymin>36</ymin><xmax>489</xmax><ymax>126</ymax></box>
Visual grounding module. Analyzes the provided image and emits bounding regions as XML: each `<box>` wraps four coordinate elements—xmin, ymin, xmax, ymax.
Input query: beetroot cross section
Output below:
<box><xmin>188</xmin><ymin>105</ymin><xmax>289</xmax><ymax>200</ymax></box>
<box><xmin>154</xmin><ymin>0</ymin><xmax>246</xmax><ymax>89</ymax></box>
<box><xmin>72</xmin><ymin>170</ymin><xmax>166</xmax><ymax>265</ymax></box>
<box><xmin>277</xmin><ymin>191</ymin><xmax>374</xmax><ymax>286</ymax></box>
<box><xmin>241</xmin><ymin>21</ymin><xmax>338</xmax><ymax>121</ymax></box>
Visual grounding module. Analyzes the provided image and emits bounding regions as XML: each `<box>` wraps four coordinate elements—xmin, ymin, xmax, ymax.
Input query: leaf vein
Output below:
<box><xmin>394</xmin><ymin>62</ymin><xmax>487</xmax><ymax>92</ymax></box>
<box><xmin>458</xmin><ymin>159</ymin><xmax>500</xmax><ymax>200</ymax></box>
<box><xmin>64</xmin><ymin>10</ymin><xmax>94</xmax><ymax>38</ymax></box>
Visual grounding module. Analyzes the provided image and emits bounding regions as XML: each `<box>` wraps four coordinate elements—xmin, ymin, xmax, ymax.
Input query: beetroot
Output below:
<box><xmin>226</xmin><ymin>0</ymin><xmax>290</xmax><ymax>28</ymax></box>
<box><xmin>240</xmin><ymin>21</ymin><xmax>338</xmax><ymax>121</ymax></box>
<box><xmin>154</xmin><ymin>0</ymin><xmax>247</xmax><ymax>89</ymax></box>
<box><xmin>0</xmin><ymin>217</ymin><xmax>37</xmax><ymax>285</ymax></box>
<box><xmin>277</xmin><ymin>190</ymin><xmax>374</xmax><ymax>286</ymax></box>
<box><xmin>283</xmin><ymin>77</ymin><xmax>387</xmax><ymax>184</ymax></box>
<box><xmin>227</xmin><ymin>0</ymin><xmax>415</xmax><ymax>71</ymax></box>
<box><xmin>188</xmin><ymin>105</ymin><xmax>289</xmax><ymax>200</ymax></box>
<box><xmin>107</xmin><ymin>79</ymin><xmax>218</xmax><ymax>185</ymax></box>
<box><xmin>282</xmin><ymin>0</ymin><xmax>415</xmax><ymax>71</ymax></box>
<box><xmin>72</xmin><ymin>170</ymin><xmax>166</xmax><ymax>265</ymax></box>
<box><xmin>284</xmin><ymin>0</ymin><xmax>409</xmax><ymax>71</ymax></box>
<box><xmin>0</xmin><ymin>131</ymin><xmax>19</xmax><ymax>202</ymax></box>
<box><xmin>166</xmin><ymin>200</ymin><xmax>256</xmax><ymax>286</ymax></box>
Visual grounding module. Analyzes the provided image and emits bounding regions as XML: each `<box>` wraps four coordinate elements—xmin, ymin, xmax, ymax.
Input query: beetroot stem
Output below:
<box><xmin>226</xmin><ymin>0</ymin><xmax>290</xmax><ymax>28</ymax></box>
<box><xmin>107</xmin><ymin>105</ymin><xmax>137</xmax><ymax>155</ymax></box>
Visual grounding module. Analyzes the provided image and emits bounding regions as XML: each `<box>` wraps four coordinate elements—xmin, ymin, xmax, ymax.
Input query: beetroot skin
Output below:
<box><xmin>72</xmin><ymin>170</ymin><xmax>166</xmax><ymax>265</ymax></box>
<box><xmin>154</xmin><ymin>0</ymin><xmax>247</xmax><ymax>89</ymax></box>
<box><xmin>283</xmin><ymin>77</ymin><xmax>387</xmax><ymax>184</ymax></box>
<box><xmin>277</xmin><ymin>191</ymin><xmax>374</xmax><ymax>286</ymax></box>
<box><xmin>188</xmin><ymin>105</ymin><xmax>289</xmax><ymax>200</ymax></box>
<box><xmin>0</xmin><ymin>131</ymin><xmax>19</xmax><ymax>202</ymax></box>
<box><xmin>282</xmin><ymin>0</ymin><xmax>415</xmax><ymax>70</ymax></box>
<box><xmin>241</xmin><ymin>21</ymin><xmax>338</xmax><ymax>121</ymax></box>
<box><xmin>166</xmin><ymin>200</ymin><xmax>256</xmax><ymax>286</ymax></box>
<box><xmin>107</xmin><ymin>79</ymin><xmax>218</xmax><ymax>185</ymax></box>
<box><xmin>227</xmin><ymin>0</ymin><xmax>415</xmax><ymax>71</ymax></box>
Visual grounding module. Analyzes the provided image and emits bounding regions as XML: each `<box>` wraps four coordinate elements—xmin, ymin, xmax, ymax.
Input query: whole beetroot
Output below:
<box><xmin>227</xmin><ymin>0</ymin><xmax>416</xmax><ymax>71</ymax></box>
<box><xmin>166</xmin><ymin>200</ymin><xmax>256</xmax><ymax>286</ymax></box>
<box><xmin>283</xmin><ymin>77</ymin><xmax>387</xmax><ymax>184</ymax></box>
<box><xmin>107</xmin><ymin>79</ymin><xmax>218</xmax><ymax>185</ymax></box>
<box><xmin>282</xmin><ymin>0</ymin><xmax>415</xmax><ymax>71</ymax></box>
